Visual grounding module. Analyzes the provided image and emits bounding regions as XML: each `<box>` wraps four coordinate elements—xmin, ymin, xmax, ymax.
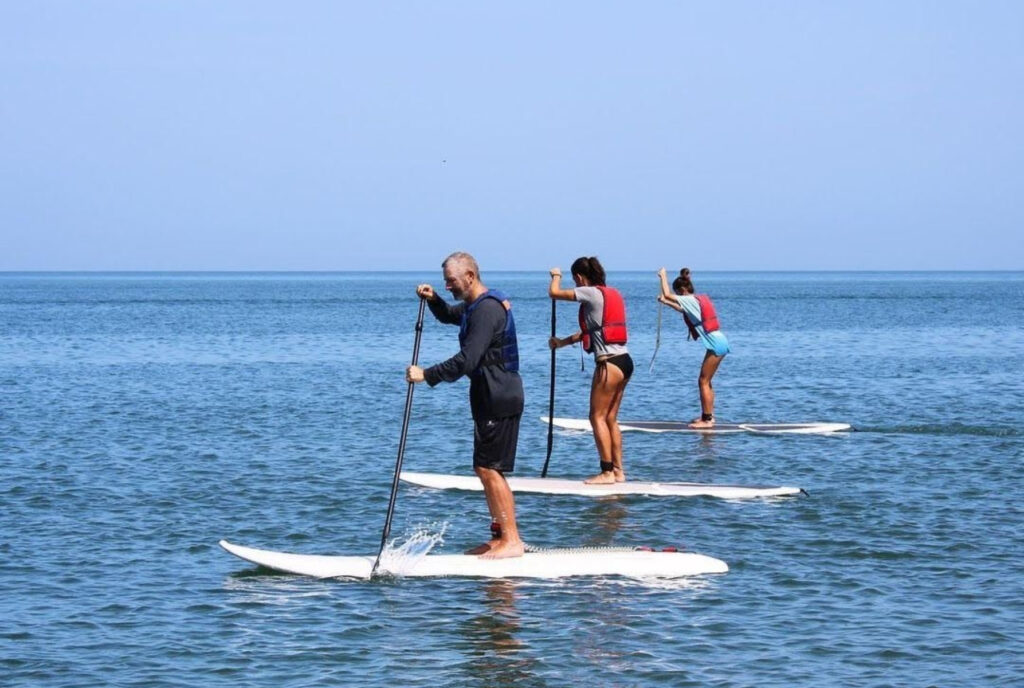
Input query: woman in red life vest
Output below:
<box><xmin>549</xmin><ymin>257</ymin><xmax>634</xmax><ymax>484</ymax></box>
<box><xmin>657</xmin><ymin>267</ymin><xmax>731</xmax><ymax>428</ymax></box>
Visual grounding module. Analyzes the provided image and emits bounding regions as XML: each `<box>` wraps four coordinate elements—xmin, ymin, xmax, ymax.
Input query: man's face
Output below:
<box><xmin>443</xmin><ymin>264</ymin><xmax>473</xmax><ymax>301</ymax></box>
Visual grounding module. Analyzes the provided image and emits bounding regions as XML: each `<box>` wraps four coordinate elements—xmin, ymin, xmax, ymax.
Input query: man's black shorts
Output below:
<box><xmin>473</xmin><ymin>414</ymin><xmax>521</xmax><ymax>473</ymax></box>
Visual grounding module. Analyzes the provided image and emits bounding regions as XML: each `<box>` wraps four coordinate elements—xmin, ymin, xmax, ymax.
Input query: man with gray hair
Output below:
<box><xmin>406</xmin><ymin>252</ymin><xmax>525</xmax><ymax>558</ymax></box>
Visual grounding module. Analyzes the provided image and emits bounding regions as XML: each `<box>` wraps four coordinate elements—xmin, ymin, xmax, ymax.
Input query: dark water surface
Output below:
<box><xmin>1</xmin><ymin>272</ymin><xmax>1021</xmax><ymax>686</ymax></box>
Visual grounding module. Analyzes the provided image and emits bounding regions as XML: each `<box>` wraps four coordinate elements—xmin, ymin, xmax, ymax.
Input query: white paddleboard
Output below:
<box><xmin>219</xmin><ymin>540</ymin><xmax>727</xmax><ymax>579</ymax></box>
<box><xmin>402</xmin><ymin>471</ymin><xmax>801</xmax><ymax>499</ymax></box>
<box><xmin>541</xmin><ymin>416</ymin><xmax>851</xmax><ymax>434</ymax></box>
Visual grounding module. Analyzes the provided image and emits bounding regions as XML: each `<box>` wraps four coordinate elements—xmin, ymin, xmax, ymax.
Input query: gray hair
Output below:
<box><xmin>441</xmin><ymin>251</ymin><xmax>480</xmax><ymax>277</ymax></box>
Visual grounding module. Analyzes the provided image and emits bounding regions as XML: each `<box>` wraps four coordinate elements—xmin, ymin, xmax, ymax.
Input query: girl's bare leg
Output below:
<box><xmin>689</xmin><ymin>351</ymin><xmax>724</xmax><ymax>428</ymax></box>
<box><xmin>586</xmin><ymin>362</ymin><xmax>625</xmax><ymax>484</ymax></box>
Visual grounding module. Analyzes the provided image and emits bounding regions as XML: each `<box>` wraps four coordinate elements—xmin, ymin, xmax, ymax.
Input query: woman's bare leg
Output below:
<box><xmin>606</xmin><ymin>367</ymin><xmax>629</xmax><ymax>481</ymax></box>
<box><xmin>586</xmin><ymin>362</ymin><xmax>625</xmax><ymax>484</ymax></box>
<box><xmin>689</xmin><ymin>351</ymin><xmax>724</xmax><ymax>428</ymax></box>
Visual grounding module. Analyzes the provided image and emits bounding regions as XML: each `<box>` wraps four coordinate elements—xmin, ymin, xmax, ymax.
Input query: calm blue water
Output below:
<box><xmin>1</xmin><ymin>271</ymin><xmax>1022</xmax><ymax>687</ymax></box>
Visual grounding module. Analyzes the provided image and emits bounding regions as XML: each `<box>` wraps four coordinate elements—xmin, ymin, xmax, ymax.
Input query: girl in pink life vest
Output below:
<box><xmin>657</xmin><ymin>267</ymin><xmax>731</xmax><ymax>428</ymax></box>
<box><xmin>549</xmin><ymin>257</ymin><xmax>634</xmax><ymax>484</ymax></box>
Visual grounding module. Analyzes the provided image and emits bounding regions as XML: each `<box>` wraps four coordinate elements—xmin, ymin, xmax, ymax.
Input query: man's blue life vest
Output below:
<box><xmin>458</xmin><ymin>289</ymin><xmax>520</xmax><ymax>374</ymax></box>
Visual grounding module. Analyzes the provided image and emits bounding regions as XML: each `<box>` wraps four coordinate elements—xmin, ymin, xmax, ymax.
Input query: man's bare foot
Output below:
<box><xmin>584</xmin><ymin>471</ymin><xmax>617</xmax><ymax>485</ymax></box>
<box><xmin>479</xmin><ymin>540</ymin><xmax>525</xmax><ymax>559</ymax></box>
<box><xmin>465</xmin><ymin>539</ymin><xmax>499</xmax><ymax>554</ymax></box>
<box><xmin>688</xmin><ymin>418</ymin><xmax>715</xmax><ymax>429</ymax></box>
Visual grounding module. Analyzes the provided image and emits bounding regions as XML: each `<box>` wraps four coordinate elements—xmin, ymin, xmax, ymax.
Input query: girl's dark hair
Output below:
<box><xmin>570</xmin><ymin>256</ymin><xmax>607</xmax><ymax>286</ymax></box>
<box><xmin>672</xmin><ymin>268</ymin><xmax>695</xmax><ymax>294</ymax></box>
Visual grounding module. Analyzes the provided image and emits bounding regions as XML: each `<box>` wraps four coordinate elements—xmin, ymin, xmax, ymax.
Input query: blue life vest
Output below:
<box><xmin>458</xmin><ymin>289</ymin><xmax>520</xmax><ymax>374</ymax></box>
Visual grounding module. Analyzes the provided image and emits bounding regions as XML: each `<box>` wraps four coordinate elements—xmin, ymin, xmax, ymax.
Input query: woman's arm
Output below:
<box><xmin>549</xmin><ymin>331</ymin><xmax>583</xmax><ymax>350</ymax></box>
<box><xmin>657</xmin><ymin>267</ymin><xmax>674</xmax><ymax>300</ymax></box>
<box><xmin>657</xmin><ymin>293</ymin><xmax>685</xmax><ymax>313</ymax></box>
<box><xmin>548</xmin><ymin>268</ymin><xmax>577</xmax><ymax>301</ymax></box>
<box><xmin>548</xmin><ymin>268</ymin><xmax>581</xmax><ymax>347</ymax></box>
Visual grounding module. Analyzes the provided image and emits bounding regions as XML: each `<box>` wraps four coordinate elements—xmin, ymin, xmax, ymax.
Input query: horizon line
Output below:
<box><xmin>1</xmin><ymin>268</ymin><xmax>1022</xmax><ymax>274</ymax></box>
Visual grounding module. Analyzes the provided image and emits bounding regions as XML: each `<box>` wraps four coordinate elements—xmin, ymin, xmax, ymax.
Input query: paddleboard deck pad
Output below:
<box><xmin>220</xmin><ymin>540</ymin><xmax>727</xmax><ymax>579</ymax></box>
<box><xmin>541</xmin><ymin>416</ymin><xmax>851</xmax><ymax>434</ymax></box>
<box><xmin>401</xmin><ymin>471</ymin><xmax>801</xmax><ymax>499</ymax></box>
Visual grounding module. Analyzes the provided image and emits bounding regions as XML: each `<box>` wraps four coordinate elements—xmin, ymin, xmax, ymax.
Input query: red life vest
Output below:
<box><xmin>578</xmin><ymin>286</ymin><xmax>628</xmax><ymax>353</ymax></box>
<box><xmin>683</xmin><ymin>294</ymin><xmax>720</xmax><ymax>340</ymax></box>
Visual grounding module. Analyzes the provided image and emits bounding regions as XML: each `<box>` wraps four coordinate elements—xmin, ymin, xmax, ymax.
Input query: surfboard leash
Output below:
<box><xmin>523</xmin><ymin>543</ymin><xmax>684</xmax><ymax>554</ymax></box>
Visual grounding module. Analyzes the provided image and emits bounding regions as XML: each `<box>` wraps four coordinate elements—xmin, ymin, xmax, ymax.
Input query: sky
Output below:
<box><xmin>1</xmin><ymin>2</ymin><xmax>1022</xmax><ymax>271</ymax></box>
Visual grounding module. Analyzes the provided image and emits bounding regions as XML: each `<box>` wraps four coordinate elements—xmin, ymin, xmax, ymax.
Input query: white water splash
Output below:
<box><xmin>376</xmin><ymin>522</ymin><xmax>449</xmax><ymax>576</ymax></box>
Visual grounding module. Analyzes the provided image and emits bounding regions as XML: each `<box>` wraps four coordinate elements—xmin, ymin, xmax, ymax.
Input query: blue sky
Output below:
<box><xmin>2</xmin><ymin>2</ymin><xmax>1021</xmax><ymax>270</ymax></box>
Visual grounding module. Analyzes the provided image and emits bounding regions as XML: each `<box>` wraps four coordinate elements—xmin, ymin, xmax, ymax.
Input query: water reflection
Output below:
<box><xmin>695</xmin><ymin>432</ymin><xmax>720</xmax><ymax>453</ymax></box>
<box><xmin>573</xmin><ymin>585</ymin><xmax>637</xmax><ymax>675</ymax></box>
<box><xmin>456</xmin><ymin>580</ymin><xmax>548</xmax><ymax>688</ymax></box>
<box><xmin>582</xmin><ymin>500</ymin><xmax>628</xmax><ymax>546</ymax></box>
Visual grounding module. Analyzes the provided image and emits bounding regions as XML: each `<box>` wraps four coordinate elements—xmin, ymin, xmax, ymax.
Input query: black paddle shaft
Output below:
<box><xmin>541</xmin><ymin>298</ymin><xmax>556</xmax><ymax>478</ymax></box>
<box><xmin>372</xmin><ymin>297</ymin><xmax>426</xmax><ymax>577</ymax></box>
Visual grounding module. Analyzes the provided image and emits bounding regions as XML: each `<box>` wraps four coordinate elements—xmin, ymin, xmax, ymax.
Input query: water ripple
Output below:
<box><xmin>2</xmin><ymin>273</ymin><xmax>1021</xmax><ymax>687</ymax></box>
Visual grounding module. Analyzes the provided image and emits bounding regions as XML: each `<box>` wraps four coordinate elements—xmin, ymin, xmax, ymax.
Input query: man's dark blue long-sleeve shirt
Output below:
<box><xmin>423</xmin><ymin>295</ymin><xmax>525</xmax><ymax>420</ymax></box>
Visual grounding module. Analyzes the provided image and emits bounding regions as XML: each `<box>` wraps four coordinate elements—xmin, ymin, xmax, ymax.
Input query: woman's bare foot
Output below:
<box><xmin>614</xmin><ymin>469</ymin><xmax>626</xmax><ymax>482</ymax></box>
<box><xmin>584</xmin><ymin>471</ymin><xmax>617</xmax><ymax>485</ymax></box>
<box><xmin>479</xmin><ymin>539</ymin><xmax>525</xmax><ymax>559</ymax></box>
<box><xmin>688</xmin><ymin>418</ymin><xmax>715</xmax><ymax>429</ymax></box>
<box><xmin>465</xmin><ymin>539</ymin><xmax>499</xmax><ymax>555</ymax></box>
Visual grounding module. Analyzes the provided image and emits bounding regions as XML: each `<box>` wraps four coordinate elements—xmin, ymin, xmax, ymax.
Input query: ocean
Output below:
<box><xmin>1</xmin><ymin>271</ymin><xmax>1021</xmax><ymax>687</ymax></box>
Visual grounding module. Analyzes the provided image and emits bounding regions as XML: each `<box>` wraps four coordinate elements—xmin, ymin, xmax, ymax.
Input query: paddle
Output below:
<box><xmin>371</xmin><ymin>296</ymin><xmax>427</xmax><ymax>578</ymax></box>
<box><xmin>541</xmin><ymin>298</ymin><xmax>556</xmax><ymax>478</ymax></box>
<box><xmin>649</xmin><ymin>301</ymin><xmax>662</xmax><ymax>373</ymax></box>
